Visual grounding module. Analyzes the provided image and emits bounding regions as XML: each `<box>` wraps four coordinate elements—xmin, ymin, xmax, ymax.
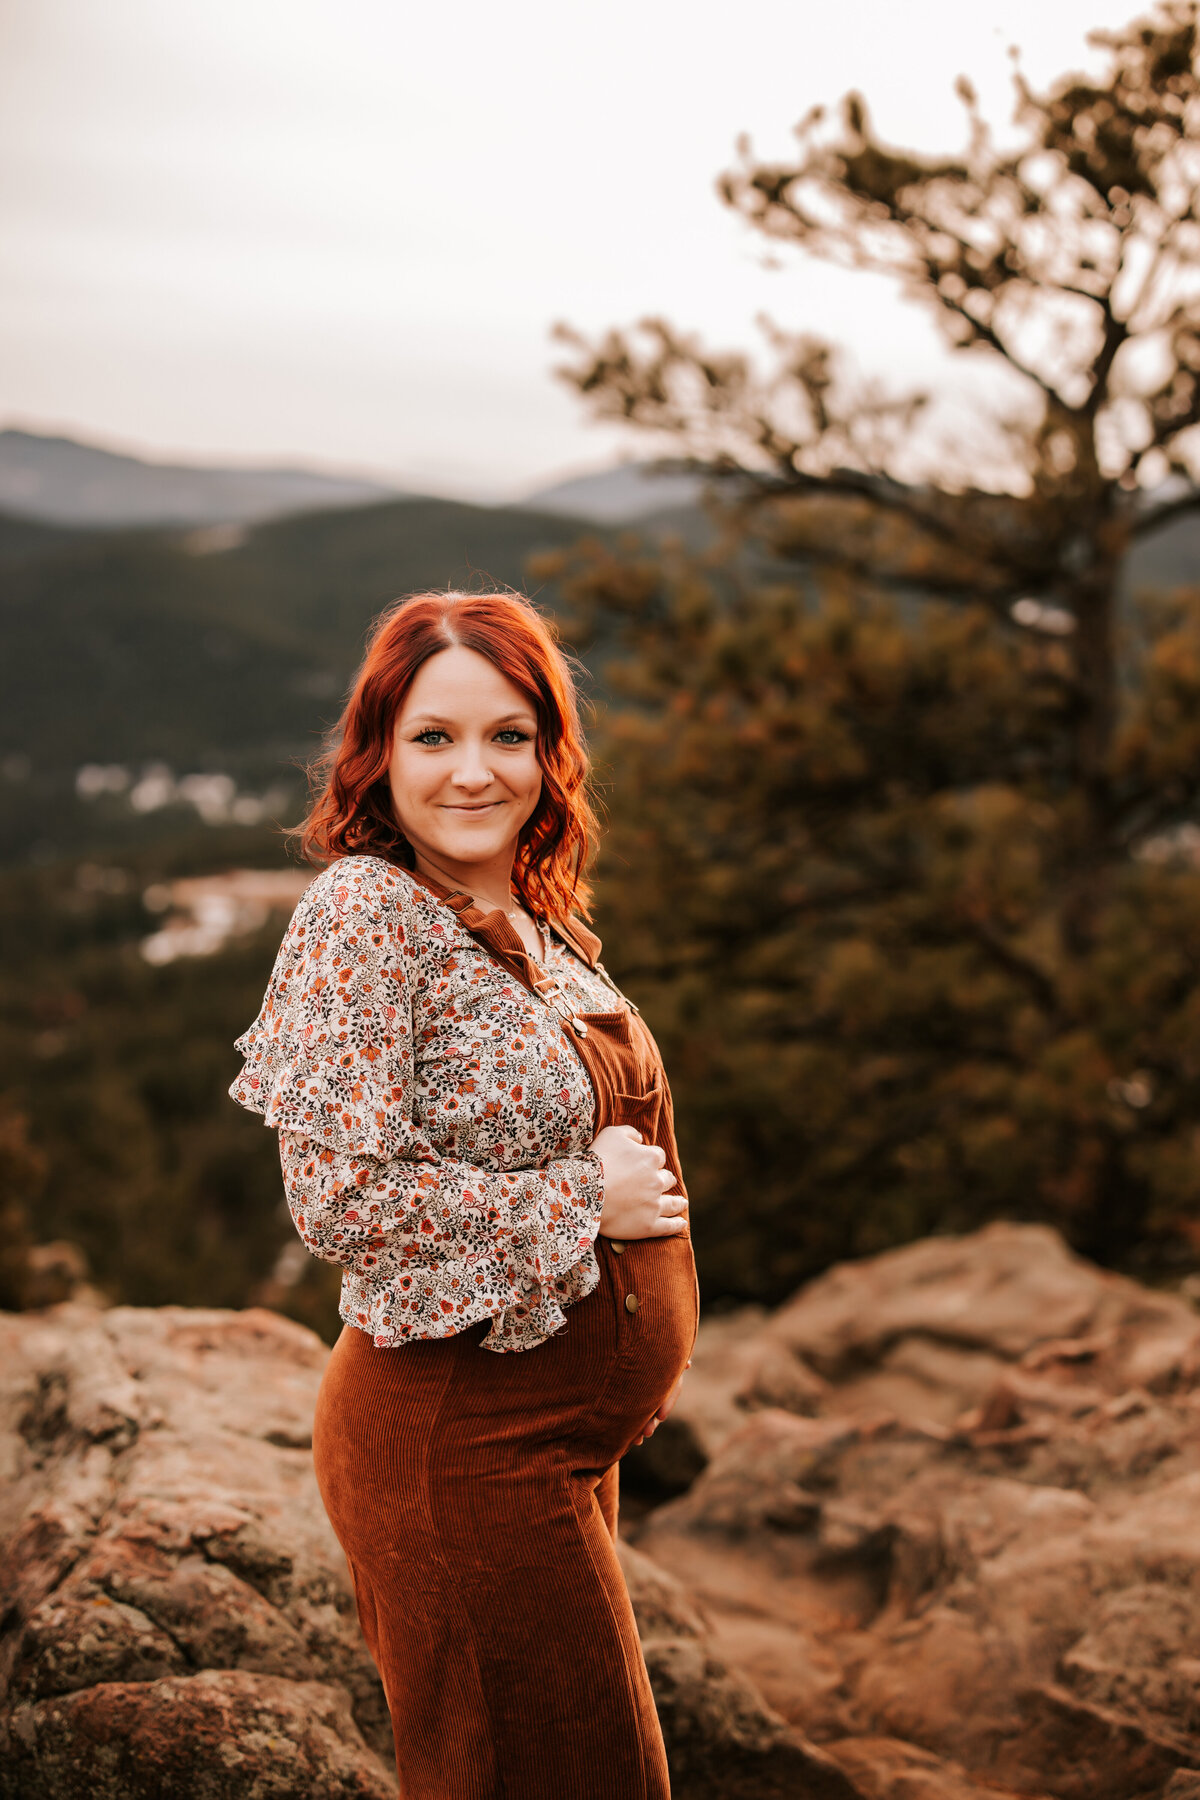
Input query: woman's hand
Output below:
<box><xmin>633</xmin><ymin>1360</ymin><xmax>692</xmax><ymax>1446</ymax></box>
<box><xmin>591</xmin><ymin>1125</ymin><xmax>688</xmax><ymax>1241</ymax></box>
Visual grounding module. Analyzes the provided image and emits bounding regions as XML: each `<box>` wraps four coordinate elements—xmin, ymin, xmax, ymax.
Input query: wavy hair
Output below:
<box><xmin>293</xmin><ymin>590</ymin><xmax>599</xmax><ymax>921</ymax></box>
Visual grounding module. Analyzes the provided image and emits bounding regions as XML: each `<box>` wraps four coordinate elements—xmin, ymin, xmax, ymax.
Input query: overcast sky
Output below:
<box><xmin>0</xmin><ymin>0</ymin><xmax>1147</xmax><ymax>501</ymax></box>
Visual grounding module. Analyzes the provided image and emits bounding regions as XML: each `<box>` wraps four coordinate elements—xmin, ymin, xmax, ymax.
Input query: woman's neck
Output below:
<box><xmin>412</xmin><ymin>847</ymin><xmax>519</xmax><ymax>916</ymax></box>
<box><xmin>411</xmin><ymin>847</ymin><xmax>547</xmax><ymax>964</ymax></box>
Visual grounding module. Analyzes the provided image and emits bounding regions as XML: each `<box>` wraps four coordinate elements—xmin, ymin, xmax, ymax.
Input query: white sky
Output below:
<box><xmin>0</xmin><ymin>0</ymin><xmax>1146</xmax><ymax>502</ymax></box>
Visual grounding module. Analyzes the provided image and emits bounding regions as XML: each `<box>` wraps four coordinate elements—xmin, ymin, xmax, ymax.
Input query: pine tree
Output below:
<box><xmin>541</xmin><ymin>4</ymin><xmax>1200</xmax><ymax>1300</ymax></box>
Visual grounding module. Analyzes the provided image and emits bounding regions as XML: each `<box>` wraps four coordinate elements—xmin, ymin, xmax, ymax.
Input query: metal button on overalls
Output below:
<box><xmin>624</xmin><ymin>1293</ymin><xmax>639</xmax><ymax>1314</ymax></box>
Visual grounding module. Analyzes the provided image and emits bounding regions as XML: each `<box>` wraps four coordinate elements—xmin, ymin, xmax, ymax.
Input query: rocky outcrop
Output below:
<box><xmin>636</xmin><ymin>1221</ymin><xmax>1200</xmax><ymax>1800</ymax></box>
<box><xmin>6</xmin><ymin>1222</ymin><xmax>1200</xmax><ymax>1800</ymax></box>
<box><xmin>0</xmin><ymin>1299</ymin><xmax>856</xmax><ymax>1800</ymax></box>
<box><xmin>0</xmin><ymin>1305</ymin><xmax>394</xmax><ymax>1799</ymax></box>
<box><xmin>618</xmin><ymin>1540</ymin><xmax>862</xmax><ymax>1800</ymax></box>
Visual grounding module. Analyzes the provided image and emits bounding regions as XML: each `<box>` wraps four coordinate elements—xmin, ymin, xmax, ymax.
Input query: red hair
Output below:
<box><xmin>294</xmin><ymin>590</ymin><xmax>598</xmax><ymax>922</ymax></box>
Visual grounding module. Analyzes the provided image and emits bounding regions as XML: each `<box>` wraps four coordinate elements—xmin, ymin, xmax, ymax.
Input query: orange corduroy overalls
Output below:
<box><xmin>311</xmin><ymin>880</ymin><xmax>699</xmax><ymax>1800</ymax></box>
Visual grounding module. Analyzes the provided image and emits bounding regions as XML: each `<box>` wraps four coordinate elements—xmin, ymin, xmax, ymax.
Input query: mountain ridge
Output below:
<box><xmin>0</xmin><ymin>425</ymin><xmax>705</xmax><ymax>529</ymax></box>
<box><xmin>0</xmin><ymin>427</ymin><xmax>402</xmax><ymax>528</ymax></box>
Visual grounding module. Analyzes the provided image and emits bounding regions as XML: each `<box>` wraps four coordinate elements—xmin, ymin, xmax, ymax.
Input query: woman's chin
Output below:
<box><xmin>426</xmin><ymin>826</ymin><xmax>514</xmax><ymax>868</ymax></box>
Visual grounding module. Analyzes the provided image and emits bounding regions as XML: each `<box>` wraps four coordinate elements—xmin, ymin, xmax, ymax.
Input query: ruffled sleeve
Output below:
<box><xmin>230</xmin><ymin>860</ymin><xmax>433</xmax><ymax>1160</ymax></box>
<box><xmin>229</xmin><ymin>858</ymin><xmax>606</xmax><ymax>1352</ymax></box>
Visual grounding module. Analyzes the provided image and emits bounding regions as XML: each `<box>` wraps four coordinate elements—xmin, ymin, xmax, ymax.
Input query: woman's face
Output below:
<box><xmin>388</xmin><ymin>645</ymin><xmax>543</xmax><ymax>878</ymax></box>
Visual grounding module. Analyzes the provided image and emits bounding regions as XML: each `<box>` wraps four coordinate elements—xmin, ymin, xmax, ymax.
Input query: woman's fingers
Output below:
<box><xmin>636</xmin><ymin>1364</ymin><xmax>692</xmax><ymax>1445</ymax></box>
<box><xmin>654</xmin><ymin>1371</ymin><xmax>687</xmax><ymax>1425</ymax></box>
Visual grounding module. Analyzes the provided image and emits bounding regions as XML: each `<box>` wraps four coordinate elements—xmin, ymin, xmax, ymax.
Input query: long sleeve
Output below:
<box><xmin>278</xmin><ymin>1127</ymin><xmax>605</xmax><ymax>1351</ymax></box>
<box><xmin>229</xmin><ymin>857</ymin><xmax>606</xmax><ymax>1352</ymax></box>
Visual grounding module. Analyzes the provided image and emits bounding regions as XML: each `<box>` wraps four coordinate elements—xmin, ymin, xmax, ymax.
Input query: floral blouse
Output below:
<box><xmin>229</xmin><ymin>854</ymin><xmax>631</xmax><ymax>1353</ymax></box>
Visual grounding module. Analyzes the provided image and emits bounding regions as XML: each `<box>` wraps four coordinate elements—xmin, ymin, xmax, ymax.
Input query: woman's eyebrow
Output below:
<box><xmin>404</xmin><ymin>712</ymin><xmax>536</xmax><ymax>728</ymax></box>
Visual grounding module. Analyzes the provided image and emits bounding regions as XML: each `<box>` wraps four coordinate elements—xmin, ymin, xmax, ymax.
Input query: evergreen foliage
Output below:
<box><xmin>0</xmin><ymin>832</ymin><xmax>341</xmax><ymax>1340</ymax></box>
<box><xmin>536</xmin><ymin>541</ymin><xmax>1200</xmax><ymax>1301</ymax></box>
<box><xmin>547</xmin><ymin>2</ymin><xmax>1200</xmax><ymax>1299</ymax></box>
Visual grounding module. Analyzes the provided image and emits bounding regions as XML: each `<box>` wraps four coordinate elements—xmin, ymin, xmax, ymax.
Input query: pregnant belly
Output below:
<box><xmin>533</xmin><ymin>1227</ymin><xmax>699</xmax><ymax>1469</ymax></box>
<box><xmin>318</xmin><ymin>1232</ymin><xmax>700</xmax><ymax>1506</ymax></box>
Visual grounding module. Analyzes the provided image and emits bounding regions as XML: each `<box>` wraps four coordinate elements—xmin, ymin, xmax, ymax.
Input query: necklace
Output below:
<box><xmin>410</xmin><ymin>859</ymin><xmax>634</xmax><ymax>1035</ymax></box>
<box><xmin>413</xmin><ymin>858</ymin><xmax>548</xmax><ymax>962</ymax></box>
<box><xmin>499</xmin><ymin>901</ymin><xmax>548</xmax><ymax>965</ymax></box>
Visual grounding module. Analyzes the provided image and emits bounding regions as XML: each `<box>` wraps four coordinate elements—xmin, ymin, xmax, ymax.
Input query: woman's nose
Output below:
<box><xmin>450</xmin><ymin>746</ymin><xmax>494</xmax><ymax>789</ymax></box>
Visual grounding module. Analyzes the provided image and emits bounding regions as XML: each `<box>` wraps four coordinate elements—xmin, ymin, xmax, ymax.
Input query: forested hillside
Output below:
<box><xmin>0</xmin><ymin>494</ymin><xmax>640</xmax><ymax>867</ymax></box>
<box><xmin>3</xmin><ymin>478</ymin><xmax>1197</xmax><ymax>869</ymax></box>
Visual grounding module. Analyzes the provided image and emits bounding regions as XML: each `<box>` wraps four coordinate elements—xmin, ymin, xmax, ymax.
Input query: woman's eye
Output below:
<box><xmin>410</xmin><ymin>727</ymin><xmax>531</xmax><ymax>746</ymax></box>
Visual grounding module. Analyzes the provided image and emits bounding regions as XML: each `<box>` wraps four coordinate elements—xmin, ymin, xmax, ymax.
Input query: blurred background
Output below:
<box><xmin>4</xmin><ymin>0</ymin><xmax>1200</xmax><ymax>1344</ymax></box>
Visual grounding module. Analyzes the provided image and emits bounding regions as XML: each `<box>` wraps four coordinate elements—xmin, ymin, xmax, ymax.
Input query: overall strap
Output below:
<box><xmin>401</xmin><ymin>865</ymin><xmax>596</xmax><ymax>1036</ymax></box>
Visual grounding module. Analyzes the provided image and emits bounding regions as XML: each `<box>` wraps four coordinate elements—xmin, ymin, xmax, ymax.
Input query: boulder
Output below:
<box><xmin>6</xmin><ymin>1672</ymin><xmax>395</xmax><ymax>1800</ymax></box>
<box><xmin>618</xmin><ymin>1539</ymin><xmax>863</xmax><ymax>1800</ymax></box>
<box><xmin>632</xmin><ymin>1221</ymin><xmax>1200</xmax><ymax>1800</ymax></box>
<box><xmin>824</xmin><ymin>1735</ymin><xmax>1050</xmax><ymax>1800</ymax></box>
<box><xmin>0</xmin><ymin>1304</ymin><xmax>393</xmax><ymax>1800</ymax></box>
<box><xmin>0</xmin><ymin>1301</ymin><xmax>866</xmax><ymax>1800</ymax></box>
<box><xmin>9</xmin><ymin>1221</ymin><xmax>1200</xmax><ymax>1800</ymax></box>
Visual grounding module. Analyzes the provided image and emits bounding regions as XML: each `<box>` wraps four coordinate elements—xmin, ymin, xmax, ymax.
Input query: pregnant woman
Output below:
<box><xmin>230</xmin><ymin>589</ymin><xmax>699</xmax><ymax>1799</ymax></box>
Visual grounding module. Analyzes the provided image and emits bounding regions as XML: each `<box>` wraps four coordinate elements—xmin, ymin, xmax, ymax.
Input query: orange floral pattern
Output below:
<box><xmin>229</xmin><ymin>855</ymin><xmax>625</xmax><ymax>1352</ymax></box>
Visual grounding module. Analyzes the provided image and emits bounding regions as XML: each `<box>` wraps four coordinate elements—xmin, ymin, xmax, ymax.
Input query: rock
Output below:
<box><xmin>666</xmin><ymin>1222</ymin><xmax>1200</xmax><ymax>1458</ymax></box>
<box><xmin>21</xmin><ymin>1242</ymin><xmax>105</xmax><ymax>1312</ymax></box>
<box><xmin>619</xmin><ymin>1414</ymin><xmax>710</xmax><ymax>1506</ymax></box>
<box><xmin>617</xmin><ymin>1537</ymin><xmax>866</xmax><ymax>1799</ymax></box>
<box><xmin>617</xmin><ymin>1538</ymin><xmax>710</xmax><ymax>1642</ymax></box>
<box><xmin>1009</xmin><ymin>1683</ymin><xmax>1199</xmax><ymax>1800</ymax></box>
<box><xmin>824</xmin><ymin>1735</ymin><xmax>1049</xmax><ymax>1800</ymax></box>
<box><xmin>0</xmin><ymin>1304</ymin><xmax>393</xmax><ymax>1799</ymax></box>
<box><xmin>643</xmin><ymin>1637</ymin><xmax>862</xmax><ymax>1800</ymax></box>
<box><xmin>626</xmin><ymin>1222</ymin><xmax>1200</xmax><ymax>1800</ymax></box>
<box><xmin>4</xmin><ymin>1671</ymin><xmax>396</xmax><ymax>1799</ymax></box>
<box><xmin>735</xmin><ymin>1334</ymin><xmax>831</xmax><ymax>1417</ymax></box>
<box><xmin>11</xmin><ymin>1222</ymin><xmax>1200</xmax><ymax>1800</ymax></box>
<box><xmin>666</xmin><ymin>1304</ymin><xmax>829</xmax><ymax>1459</ymax></box>
<box><xmin>619</xmin><ymin>1300</ymin><xmax>827</xmax><ymax>1508</ymax></box>
<box><xmin>0</xmin><ymin>1302</ymin><xmax>866</xmax><ymax>1800</ymax></box>
<box><xmin>767</xmin><ymin>1223</ymin><xmax>1105</xmax><ymax>1370</ymax></box>
<box><xmin>1059</xmin><ymin>1581</ymin><xmax>1200</xmax><ymax>1725</ymax></box>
